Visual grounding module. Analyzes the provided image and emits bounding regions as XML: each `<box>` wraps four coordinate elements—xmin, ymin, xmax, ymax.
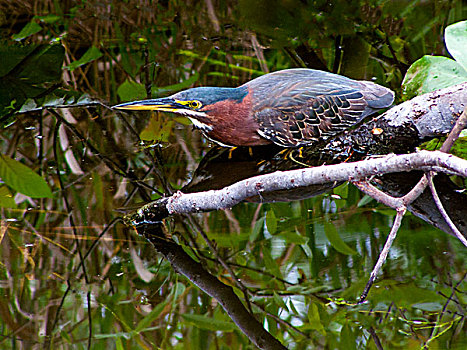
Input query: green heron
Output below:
<box><xmin>113</xmin><ymin>69</ymin><xmax>394</xmax><ymax>147</ymax></box>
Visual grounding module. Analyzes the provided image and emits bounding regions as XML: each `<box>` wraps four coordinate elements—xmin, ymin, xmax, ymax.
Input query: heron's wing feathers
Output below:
<box><xmin>253</xmin><ymin>87</ymin><xmax>369</xmax><ymax>147</ymax></box>
<box><xmin>247</xmin><ymin>69</ymin><xmax>393</xmax><ymax>147</ymax></box>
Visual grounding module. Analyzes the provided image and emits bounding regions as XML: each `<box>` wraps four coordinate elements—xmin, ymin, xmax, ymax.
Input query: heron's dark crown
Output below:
<box><xmin>171</xmin><ymin>86</ymin><xmax>249</xmax><ymax>106</ymax></box>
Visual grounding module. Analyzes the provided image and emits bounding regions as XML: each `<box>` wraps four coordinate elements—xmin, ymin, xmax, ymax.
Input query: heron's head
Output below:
<box><xmin>113</xmin><ymin>86</ymin><xmax>249</xmax><ymax>132</ymax></box>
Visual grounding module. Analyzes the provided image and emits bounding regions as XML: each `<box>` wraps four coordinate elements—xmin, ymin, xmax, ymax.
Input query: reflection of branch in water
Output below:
<box><xmin>184</xmin><ymin>214</ymin><xmax>255</xmax><ymax>314</ymax></box>
<box><xmin>137</xmin><ymin>223</ymin><xmax>287</xmax><ymax>350</ymax></box>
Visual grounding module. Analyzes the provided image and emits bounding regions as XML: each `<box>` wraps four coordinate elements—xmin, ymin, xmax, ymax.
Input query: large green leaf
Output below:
<box><xmin>276</xmin><ymin>230</ymin><xmax>308</xmax><ymax>245</ymax></box>
<box><xmin>401</xmin><ymin>55</ymin><xmax>467</xmax><ymax>100</ymax></box>
<box><xmin>18</xmin><ymin>44</ymin><xmax>64</xmax><ymax>84</ymax></box>
<box><xmin>262</xmin><ymin>243</ymin><xmax>283</xmax><ymax>279</ymax></box>
<box><xmin>445</xmin><ymin>20</ymin><xmax>467</xmax><ymax>72</ymax></box>
<box><xmin>0</xmin><ymin>154</ymin><xmax>52</xmax><ymax>198</ymax></box>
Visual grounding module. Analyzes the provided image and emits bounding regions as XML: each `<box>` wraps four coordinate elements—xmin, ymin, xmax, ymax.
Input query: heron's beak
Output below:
<box><xmin>113</xmin><ymin>98</ymin><xmax>186</xmax><ymax>112</ymax></box>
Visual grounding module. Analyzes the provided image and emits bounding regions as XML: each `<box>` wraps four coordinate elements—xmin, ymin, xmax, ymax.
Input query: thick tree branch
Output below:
<box><xmin>126</xmin><ymin>151</ymin><xmax>467</xmax><ymax>229</ymax></box>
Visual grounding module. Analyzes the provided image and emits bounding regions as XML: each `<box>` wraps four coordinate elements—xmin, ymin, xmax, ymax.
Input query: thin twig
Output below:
<box><xmin>440</xmin><ymin>106</ymin><xmax>467</xmax><ymax>153</ymax></box>
<box><xmin>427</xmin><ymin>173</ymin><xmax>467</xmax><ymax>247</ymax></box>
<box><xmin>358</xmin><ymin>207</ymin><xmax>406</xmax><ymax>303</ymax></box>
<box><xmin>426</xmin><ymin>273</ymin><xmax>467</xmax><ymax>346</ymax></box>
<box><xmin>251</xmin><ymin>300</ymin><xmax>310</xmax><ymax>338</ymax></box>
<box><xmin>353</xmin><ymin>180</ymin><xmax>402</xmax><ymax>208</ymax></box>
<box><xmin>368</xmin><ymin>327</ymin><xmax>384</xmax><ymax>350</ymax></box>
<box><xmin>49</xmin><ymin>108</ymin><xmax>159</xmax><ymax>198</ymax></box>
<box><xmin>52</xmin><ymin>121</ymin><xmax>92</xmax><ymax>348</ymax></box>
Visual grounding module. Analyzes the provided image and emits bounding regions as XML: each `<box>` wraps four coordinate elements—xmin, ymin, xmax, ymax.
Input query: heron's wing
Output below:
<box><xmin>247</xmin><ymin>69</ymin><xmax>393</xmax><ymax>147</ymax></box>
<box><xmin>254</xmin><ymin>90</ymin><xmax>368</xmax><ymax>147</ymax></box>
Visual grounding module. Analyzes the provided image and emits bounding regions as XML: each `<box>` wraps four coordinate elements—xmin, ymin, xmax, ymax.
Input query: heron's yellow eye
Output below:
<box><xmin>188</xmin><ymin>100</ymin><xmax>202</xmax><ymax>109</ymax></box>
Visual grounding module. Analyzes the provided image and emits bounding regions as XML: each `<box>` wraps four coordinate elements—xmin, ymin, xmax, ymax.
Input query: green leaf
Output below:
<box><xmin>318</xmin><ymin>222</ymin><xmax>356</xmax><ymax>255</ymax></box>
<box><xmin>412</xmin><ymin>302</ymin><xmax>443</xmax><ymax>312</ymax></box>
<box><xmin>134</xmin><ymin>300</ymin><xmax>167</xmax><ymax>333</ymax></box>
<box><xmin>0</xmin><ymin>154</ymin><xmax>52</xmax><ymax>198</ymax></box>
<box><xmin>250</xmin><ymin>216</ymin><xmax>264</xmax><ymax>242</ymax></box>
<box><xmin>12</xmin><ymin>21</ymin><xmax>42</xmax><ymax>41</ymax></box>
<box><xmin>151</xmin><ymin>73</ymin><xmax>200</xmax><ymax>97</ymax></box>
<box><xmin>266</xmin><ymin>208</ymin><xmax>277</xmax><ymax>234</ymax></box>
<box><xmin>117</xmin><ymin>80</ymin><xmax>147</xmax><ymax>101</ymax></box>
<box><xmin>340</xmin><ymin>322</ymin><xmax>356</xmax><ymax>350</ymax></box>
<box><xmin>181</xmin><ymin>314</ymin><xmax>235</xmax><ymax>332</ymax></box>
<box><xmin>307</xmin><ymin>302</ymin><xmax>326</xmax><ymax>335</ymax></box>
<box><xmin>139</xmin><ymin>114</ymin><xmax>174</xmax><ymax>142</ymax></box>
<box><xmin>276</xmin><ymin>230</ymin><xmax>308</xmax><ymax>245</ymax></box>
<box><xmin>115</xmin><ymin>337</ymin><xmax>125</xmax><ymax>350</ymax></box>
<box><xmin>273</xmin><ymin>292</ymin><xmax>288</xmax><ymax>310</ymax></box>
<box><xmin>401</xmin><ymin>56</ymin><xmax>467</xmax><ymax>100</ymax></box>
<box><xmin>357</xmin><ymin>194</ymin><xmax>374</xmax><ymax>207</ymax></box>
<box><xmin>0</xmin><ymin>43</ymin><xmax>64</xmax><ymax>118</ymax></box>
<box><xmin>36</xmin><ymin>14</ymin><xmax>61</xmax><ymax>24</ymax></box>
<box><xmin>0</xmin><ymin>186</ymin><xmax>16</xmax><ymax>208</ymax></box>
<box><xmin>262</xmin><ymin>244</ymin><xmax>283</xmax><ymax>279</ymax></box>
<box><xmin>445</xmin><ymin>20</ymin><xmax>467</xmax><ymax>71</ymax></box>
<box><xmin>18</xmin><ymin>44</ymin><xmax>65</xmax><ymax>84</ymax></box>
<box><xmin>66</xmin><ymin>46</ymin><xmax>103</xmax><ymax>71</ymax></box>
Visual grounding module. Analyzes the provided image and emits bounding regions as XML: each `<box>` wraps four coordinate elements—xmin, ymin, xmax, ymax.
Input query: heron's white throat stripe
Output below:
<box><xmin>187</xmin><ymin>116</ymin><xmax>213</xmax><ymax>132</ymax></box>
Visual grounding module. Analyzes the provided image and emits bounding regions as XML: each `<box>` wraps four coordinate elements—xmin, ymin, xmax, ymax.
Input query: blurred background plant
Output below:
<box><xmin>0</xmin><ymin>0</ymin><xmax>466</xmax><ymax>349</ymax></box>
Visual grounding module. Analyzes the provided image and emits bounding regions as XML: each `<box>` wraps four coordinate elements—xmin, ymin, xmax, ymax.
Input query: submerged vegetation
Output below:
<box><xmin>0</xmin><ymin>1</ymin><xmax>466</xmax><ymax>349</ymax></box>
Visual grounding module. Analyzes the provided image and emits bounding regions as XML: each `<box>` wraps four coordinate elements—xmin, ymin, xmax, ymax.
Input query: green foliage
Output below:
<box><xmin>117</xmin><ymin>80</ymin><xmax>146</xmax><ymax>101</ymax></box>
<box><xmin>402</xmin><ymin>20</ymin><xmax>467</xmax><ymax>99</ymax></box>
<box><xmin>315</xmin><ymin>222</ymin><xmax>357</xmax><ymax>255</ymax></box>
<box><xmin>0</xmin><ymin>186</ymin><xmax>16</xmax><ymax>208</ymax></box>
<box><xmin>266</xmin><ymin>208</ymin><xmax>277</xmax><ymax>234</ymax></box>
<box><xmin>0</xmin><ymin>154</ymin><xmax>52</xmax><ymax>199</ymax></box>
<box><xmin>12</xmin><ymin>21</ymin><xmax>42</xmax><ymax>41</ymax></box>
<box><xmin>65</xmin><ymin>46</ymin><xmax>103</xmax><ymax>71</ymax></box>
<box><xmin>181</xmin><ymin>314</ymin><xmax>236</xmax><ymax>332</ymax></box>
<box><xmin>0</xmin><ymin>42</ymin><xmax>64</xmax><ymax>118</ymax></box>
